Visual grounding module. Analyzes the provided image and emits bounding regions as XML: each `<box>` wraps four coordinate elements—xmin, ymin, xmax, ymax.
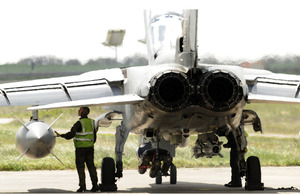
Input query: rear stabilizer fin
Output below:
<box><xmin>11</xmin><ymin>114</ymin><xmax>30</xmax><ymax>131</ymax></box>
<box><xmin>47</xmin><ymin>113</ymin><xmax>64</xmax><ymax>131</ymax></box>
<box><xmin>50</xmin><ymin>151</ymin><xmax>65</xmax><ymax>166</ymax></box>
<box><xmin>13</xmin><ymin>148</ymin><xmax>30</xmax><ymax>165</ymax></box>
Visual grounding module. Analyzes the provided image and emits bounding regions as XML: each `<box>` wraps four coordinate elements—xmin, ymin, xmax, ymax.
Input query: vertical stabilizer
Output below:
<box><xmin>144</xmin><ymin>10</ymin><xmax>184</xmax><ymax>65</ymax></box>
<box><xmin>176</xmin><ymin>10</ymin><xmax>198</xmax><ymax>68</ymax></box>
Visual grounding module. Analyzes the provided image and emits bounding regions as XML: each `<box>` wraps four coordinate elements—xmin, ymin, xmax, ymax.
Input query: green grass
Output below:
<box><xmin>1</xmin><ymin>132</ymin><xmax>299</xmax><ymax>171</ymax></box>
<box><xmin>0</xmin><ymin>63</ymin><xmax>141</xmax><ymax>83</ymax></box>
<box><xmin>245</xmin><ymin>103</ymin><xmax>300</xmax><ymax>134</ymax></box>
<box><xmin>0</xmin><ymin>103</ymin><xmax>300</xmax><ymax>171</ymax></box>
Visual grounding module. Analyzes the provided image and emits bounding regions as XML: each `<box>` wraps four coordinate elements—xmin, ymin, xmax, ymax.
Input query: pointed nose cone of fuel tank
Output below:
<box><xmin>27</xmin><ymin>122</ymin><xmax>54</xmax><ymax>141</ymax></box>
<box><xmin>29</xmin><ymin>128</ymin><xmax>45</xmax><ymax>140</ymax></box>
<box><xmin>16</xmin><ymin>121</ymin><xmax>56</xmax><ymax>159</ymax></box>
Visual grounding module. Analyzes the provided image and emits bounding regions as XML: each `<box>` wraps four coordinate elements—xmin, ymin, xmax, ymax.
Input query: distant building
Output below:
<box><xmin>240</xmin><ymin>60</ymin><xmax>265</xmax><ymax>69</ymax></box>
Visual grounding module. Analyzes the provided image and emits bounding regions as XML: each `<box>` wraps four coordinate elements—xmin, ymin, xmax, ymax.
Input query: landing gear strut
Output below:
<box><xmin>99</xmin><ymin>123</ymin><xmax>129</xmax><ymax>192</ymax></box>
<box><xmin>226</xmin><ymin>123</ymin><xmax>264</xmax><ymax>190</ymax></box>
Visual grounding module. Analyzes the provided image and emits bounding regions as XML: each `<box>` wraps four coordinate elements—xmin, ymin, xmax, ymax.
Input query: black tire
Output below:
<box><xmin>156</xmin><ymin>171</ymin><xmax>162</xmax><ymax>184</ymax></box>
<box><xmin>170</xmin><ymin>164</ymin><xmax>177</xmax><ymax>184</ymax></box>
<box><xmin>245</xmin><ymin>156</ymin><xmax>264</xmax><ymax>190</ymax></box>
<box><xmin>247</xmin><ymin>156</ymin><xmax>261</xmax><ymax>183</ymax></box>
<box><xmin>101</xmin><ymin>157</ymin><xmax>115</xmax><ymax>185</ymax></box>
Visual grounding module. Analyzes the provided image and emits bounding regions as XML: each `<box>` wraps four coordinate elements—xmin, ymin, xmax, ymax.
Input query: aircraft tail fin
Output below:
<box><xmin>175</xmin><ymin>10</ymin><xmax>198</xmax><ymax>69</ymax></box>
<box><xmin>144</xmin><ymin>9</ymin><xmax>198</xmax><ymax>67</ymax></box>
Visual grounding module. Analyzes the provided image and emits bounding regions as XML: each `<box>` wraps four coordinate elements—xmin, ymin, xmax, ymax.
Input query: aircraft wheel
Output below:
<box><xmin>245</xmin><ymin>156</ymin><xmax>264</xmax><ymax>190</ymax></box>
<box><xmin>155</xmin><ymin>171</ymin><xmax>162</xmax><ymax>184</ymax></box>
<box><xmin>170</xmin><ymin>164</ymin><xmax>177</xmax><ymax>184</ymax></box>
<box><xmin>99</xmin><ymin>157</ymin><xmax>117</xmax><ymax>191</ymax></box>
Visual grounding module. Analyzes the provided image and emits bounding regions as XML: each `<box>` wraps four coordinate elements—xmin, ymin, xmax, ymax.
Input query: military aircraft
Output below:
<box><xmin>1</xmin><ymin>9</ymin><xmax>300</xmax><ymax>191</ymax></box>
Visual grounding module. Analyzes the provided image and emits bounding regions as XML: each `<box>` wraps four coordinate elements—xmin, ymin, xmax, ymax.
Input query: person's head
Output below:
<box><xmin>78</xmin><ymin>107</ymin><xmax>90</xmax><ymax>117</ymax></box>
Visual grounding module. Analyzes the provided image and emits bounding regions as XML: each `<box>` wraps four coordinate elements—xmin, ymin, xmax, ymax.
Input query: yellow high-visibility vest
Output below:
<box><xmin>74</xmin><ymin>118</ymin><xmax>95</xmax><ymax>148</ymax></box>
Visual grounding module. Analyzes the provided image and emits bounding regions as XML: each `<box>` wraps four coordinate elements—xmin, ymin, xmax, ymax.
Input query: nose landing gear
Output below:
<box><xmin>156</xmin><ymin>163</ymin><xmax>177</xmax><ymax>184</ymax></box>
<box><xmin>138</xmin><ymin>148</ymin><xmax>177</xmax><ymax>185</ymax></box>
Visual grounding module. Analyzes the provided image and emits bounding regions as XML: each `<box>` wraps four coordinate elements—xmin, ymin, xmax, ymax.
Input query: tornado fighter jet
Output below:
<box><xmin>2</xmin><ymin>9</ymin><xmax>300</xmax><ymax>191</ymax></box>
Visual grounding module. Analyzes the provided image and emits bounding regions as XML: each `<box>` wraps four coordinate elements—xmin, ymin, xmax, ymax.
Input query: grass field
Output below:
<box><xmin>0</xmin><ymin>64</ymin><xmax>130</xmax><ymax>83</ymax></box>
<box><xmin>0</xmin><ymin>103</ymin><xmax>299</xmax><ymax>171</ymax></box>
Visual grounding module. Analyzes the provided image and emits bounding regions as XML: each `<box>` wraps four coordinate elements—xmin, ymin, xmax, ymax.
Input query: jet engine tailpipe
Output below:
<box><xmin>199</xmin><ymin>70</ymin><xmax>243</xmax><ymax>111</ymax></box>
<box><xmin>150</xmin><ymin>71</ymin><xmax>192</xmax><ymax>112</ymax></box>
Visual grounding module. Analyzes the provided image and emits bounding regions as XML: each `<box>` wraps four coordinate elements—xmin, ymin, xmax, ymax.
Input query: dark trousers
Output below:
<box><xmin>226</xmin><ymin>132</ymin><xmax>242</xmax><ymax>185</ymax></box>
<box><xmin>75</xmin><ymin>147</ymin><xmax>98</xmax><ymax>188</ymax></box>
<box><xmin>230</xmin><ymin>144</ymin><xmax>241</xmax><ymax>185</ymax></box>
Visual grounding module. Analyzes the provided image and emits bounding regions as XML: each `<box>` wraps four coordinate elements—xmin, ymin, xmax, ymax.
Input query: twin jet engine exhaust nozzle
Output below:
<box><xmin>150</xmin><ymin>69</ymin><xmax>243</xmax><ymax>112</ymax></box>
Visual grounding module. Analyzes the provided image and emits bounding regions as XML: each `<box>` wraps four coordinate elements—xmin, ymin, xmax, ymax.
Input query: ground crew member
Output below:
<box><xmin>55</xmin><ymin>107</ymin><xmax>99</xmax><ymax>192</ymax></box>
<box><xmin>223</xmin><ymin>131</ymin><xmax>242</xmax><ymax>187</ymax></box>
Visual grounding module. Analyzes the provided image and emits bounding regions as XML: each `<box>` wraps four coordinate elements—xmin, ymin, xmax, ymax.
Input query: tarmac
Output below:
<box><xmin>0</xmin><ymin>167</ymin><xmax>299</xmax><ymax>193</ymax></box>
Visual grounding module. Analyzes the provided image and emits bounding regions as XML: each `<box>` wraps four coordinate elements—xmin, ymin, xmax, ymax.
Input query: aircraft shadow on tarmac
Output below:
<box><xmin>121</xmin><ymin>181</ymin><xmax>300</xmax><ymax>194</ymax></box>
<box><xmin>24</xmin><ymin>182</ymin><xmax>300</xmax><ymax>193</ymax></box>
<box><xmin>27</xmin><ymin>188</ymin><xmax>74</xmax><ymax>193</ymax></box>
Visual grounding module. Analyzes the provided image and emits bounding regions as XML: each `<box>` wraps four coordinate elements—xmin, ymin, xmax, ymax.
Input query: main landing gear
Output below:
<box><xmin>225</xmin><ymin>122</ymin><xmax>264</xmax><ymax>191</ymax></box>
<box><xmin>245</xmin><ymin>156</ymin><xmax>264</xmax><ymax>190</ymax></box>
<box><xmin>99</xmin><ymin>157</ymin><xmax>118</xmax><ymax>192</ymax></box>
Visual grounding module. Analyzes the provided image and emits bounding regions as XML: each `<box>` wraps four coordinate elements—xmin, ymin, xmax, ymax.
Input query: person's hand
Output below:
<box><xmin>55</xmin><ymin>131</ymin><xmax>61</xmax><ymax>137</ymax></box>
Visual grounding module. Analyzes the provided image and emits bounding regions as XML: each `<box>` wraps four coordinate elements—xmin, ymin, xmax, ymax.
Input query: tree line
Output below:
<box><xmin>7</xmin><ymin>54</ymin><xmax>300</xmax><ymax>74</ymax></box>
<box><xmin>201</xmin><ymin>55</ymin><xmax>300</xmax><ymax>74</ymax></box>
<box><xmin>16</xmin><ymin>54</ymin><xmax>148</xmax><ymax>67</ymax></box>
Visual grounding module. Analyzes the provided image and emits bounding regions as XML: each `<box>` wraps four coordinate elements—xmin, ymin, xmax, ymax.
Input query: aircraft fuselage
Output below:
<box><xmin>121</xmin><ymin>63</ymin><xmax>248</xmax><ymax>136</ymax></box>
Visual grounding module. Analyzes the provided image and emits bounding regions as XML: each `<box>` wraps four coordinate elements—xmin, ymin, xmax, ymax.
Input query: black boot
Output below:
<box><xmin>225</xmin><ymin>181</ymin><xmax>242</xmax><ymax>187</ymax></box>
<box><xmin>76</xmin><ymin>186</ymin><xmax>86</xmax><ymax>192</ymax></box>
<box><xmin>90</xmin><ymin>185</ymin><xmax>99</xmax><ymax>192</ymax></box>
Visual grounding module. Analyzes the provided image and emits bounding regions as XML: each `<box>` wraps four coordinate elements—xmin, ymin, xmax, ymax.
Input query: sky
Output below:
<box><xmin>0</xmin><ymin>0</ymin><xmax>300</xmax><ymax>64</ymax></box>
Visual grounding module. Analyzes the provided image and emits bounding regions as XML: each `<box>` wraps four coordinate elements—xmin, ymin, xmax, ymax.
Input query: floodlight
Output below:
<box><xmin>103</xmin><ymin>29</ymin><xmax>126</xmax><ymax>47</ymax></box>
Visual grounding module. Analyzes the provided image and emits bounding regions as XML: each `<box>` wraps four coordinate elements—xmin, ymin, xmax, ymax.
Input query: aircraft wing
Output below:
<box><xmin>0</xmin><ymin>68</ymin><xmax>124</xmax><ymax>107</ymax></box>
<box><xmin>244</xmin><ymin>68</ymin><xmax>300</xmax><ymax>104</ymax></box>
<box><xmin>27</xmin><ymin>94</ymin><xmax>144</xmax><ymax>110</ymax></box>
